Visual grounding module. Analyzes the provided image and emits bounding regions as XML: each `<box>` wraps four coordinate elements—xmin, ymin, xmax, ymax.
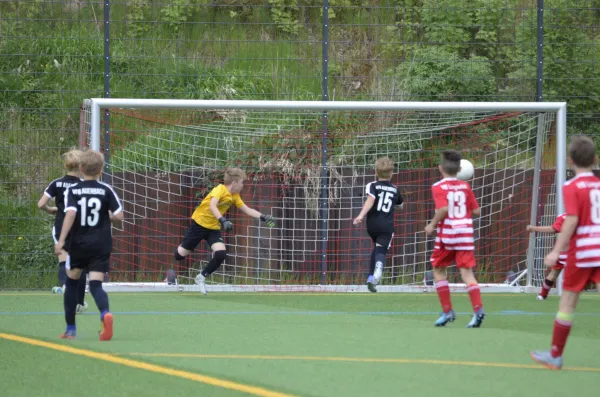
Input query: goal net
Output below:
<box><xmin>80</xmin><ymin>99</ymin><xmax>566</xmax><ymax>293</ymax></box>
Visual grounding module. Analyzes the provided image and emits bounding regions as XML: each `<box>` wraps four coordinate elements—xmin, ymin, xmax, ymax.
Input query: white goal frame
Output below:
<box><xmin>84</xmin><ymin>99</ymin><xmax>567</xmax><ymax>294</ymax></box>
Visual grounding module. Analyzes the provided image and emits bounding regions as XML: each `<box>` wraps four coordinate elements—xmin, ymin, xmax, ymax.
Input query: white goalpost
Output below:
<box><xmin>81</xmin><ymin>99</ymin><xmax>567</xmax><ymax>293</ymax></box>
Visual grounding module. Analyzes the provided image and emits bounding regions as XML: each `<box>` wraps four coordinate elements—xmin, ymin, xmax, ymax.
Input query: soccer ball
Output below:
<box><xmin>457</xmin><ymin>159</ymin><xmax>474</xmax><ymax>181</ymax></box>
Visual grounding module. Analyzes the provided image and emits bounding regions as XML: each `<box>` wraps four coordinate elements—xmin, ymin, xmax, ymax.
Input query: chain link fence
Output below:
<box><xmin>1</xmin><ymin>0</ymin><xmax>598</xmax><ymax>288</ymax></box>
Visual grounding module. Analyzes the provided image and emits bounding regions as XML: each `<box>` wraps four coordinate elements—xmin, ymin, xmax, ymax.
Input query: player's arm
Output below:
<box><xmin>353</xmin><ymin>195</ymin><xmax>375</xmax><ymax>225</ymax></box>
<box><xmin>209</xmin><ymin>196</ymin><xmax>224</xmax><ymax>219</ymax></box>
<box><xmin>547</xmin><ymin>216</ymin><xmax>578</xmax><ymax>256</ymax></box>
<box><xmin>208</xmin><ymin>196</ymin><xmax>234</xmax><ymax>231</ymax></box>
<box><xmin>37</xmin><ymin>194</ymin><xmax>57</xmax><ymax>214</ymax></box>
<box><xmin>526</xmin><ymin>225</ymin><xmax>555</xmax><ymax>233</ymax></box>
<box><xmin>469</xmin><ymin>188</ymin><xmax>480</xmax><ymax>218</ymax></box>
<box><xmin>239</xmin><ymin>205</ymin><xmax>276</xmax><ymax>227</ymax></box>
<box><xmin>425</xmin><ymin>207</ymin><xmax>448</xmax><ymax>235</ymax></box>
<box><xmin>106</xmin><ymin>185</ymin><xmax>124</xmax><ymax>224</ymax></box>
<box><xmin>55</xmin><ymin>210</ymin><xmax>75</xmax><ymax>255</ymax></box>
<box><xmin>55</xmin><ymin>189</ymin><xmax>77</xmax><ymax>255</ymax></box>
<box><xmin>354</xmin><ymin>183</ymin><xmax>376</xmax><ymax>224</ymax></box>
<box><xmin>38</xmin><ymin>182</ymin><xmax>58</xmax><ymax>214</ymax></box>
<box><xmin>239</xmin><ymin>205</ymin><xmax>261</xmax><ymax>219</ymax></box>
<box><xmin>109</xmin><ymin>210</ymin><xmax>124</xmax><ymax>223</ymax></box>
<box><xmin>544</xmin><ymin>185</ymin><xmax>578</xmax><ymax>267</ymax></box>
<box><xmin>425</xmin><ymin>186</ymin><xmax>448</xmax><ymax>235</ymax></box>
<box><xmin>396</xmin><ymin>192</ymin><xmax>404</xmax><ymax>210</ymax></box>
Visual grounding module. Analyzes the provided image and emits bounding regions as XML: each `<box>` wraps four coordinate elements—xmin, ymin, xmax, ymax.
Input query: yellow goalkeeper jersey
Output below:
<box><xmin>191</xmin><ymin>184</ymin><xmax>245</xmax><ymax>230</ymax></box>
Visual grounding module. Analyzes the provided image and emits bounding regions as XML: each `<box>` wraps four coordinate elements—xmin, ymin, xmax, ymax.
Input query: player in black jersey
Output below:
<box><xmin>37</xmin><ymin>149</ymin><xmax>88</xmax><ymax>311</ymax></box>
<box><xmin>54</xmin><ymin>150</ymin><xmax>123</xmax><ymax>340</ymax></box>
<box><xmin>353</xmin><ymin>157</ymin><xmax>404</xmax><ymax>292</ymax></box>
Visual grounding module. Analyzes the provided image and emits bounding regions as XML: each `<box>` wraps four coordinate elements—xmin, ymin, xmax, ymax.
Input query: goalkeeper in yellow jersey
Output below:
<box><xmin>174</xmin><ymin>167</ymin><xmax>276</xmax><ymax>294</ymax></box>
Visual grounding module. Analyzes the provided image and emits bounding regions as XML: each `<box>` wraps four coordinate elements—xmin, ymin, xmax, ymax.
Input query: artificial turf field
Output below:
<box><xmin>0</xmin><ymin>292</ymin><xmax>599</xmax><ymax>397</ymax></box>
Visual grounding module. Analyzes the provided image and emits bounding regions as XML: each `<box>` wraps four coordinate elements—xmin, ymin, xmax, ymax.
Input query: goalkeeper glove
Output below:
<box><xmin>260</xmin><ymin>214</ymin><xmax>276</xmax><ymax>228</ymax></box>
<box><xmin>219</xmin><ymin>217</ymin><xmax>234</xmax><ymax>231</ymax></box>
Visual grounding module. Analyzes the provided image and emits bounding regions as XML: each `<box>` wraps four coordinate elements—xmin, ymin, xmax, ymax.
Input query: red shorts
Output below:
<box><xmin>552</xmin><ymin>262</ymin><xmax>565</xmax><ymax>271</ymax></box>
<box><xmin>430</xmin><ymin>249</ymin><xmax>476</xmax><ymax>269</ymax></box>
<box><xmin>562</xmin><ymin>265</ymin><xmax>600</xmax><ymax>293</ymax></box>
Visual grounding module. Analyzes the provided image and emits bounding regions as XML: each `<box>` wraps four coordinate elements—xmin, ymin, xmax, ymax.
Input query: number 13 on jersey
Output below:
<box><xmin>78</xmin><ymin>197</ymin><xmax>101</xmax><ymax>226</ymax></box>
<box><xmin>447</xmin><ymin>191</ymin><xmax>467</xmax><ymax>218</ymax></box>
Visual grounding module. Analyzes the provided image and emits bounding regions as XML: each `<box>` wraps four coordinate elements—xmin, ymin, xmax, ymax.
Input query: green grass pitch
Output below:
<box><xmin>1</xmin><ymin>292</ymin><xmax>599</xmax><ymax>397</ymax></box>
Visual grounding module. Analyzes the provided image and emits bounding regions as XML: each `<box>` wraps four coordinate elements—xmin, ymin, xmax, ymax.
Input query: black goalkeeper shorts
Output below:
<box><xmin>181</xmin><ymin>221</ymin><xmax>224</xmax><ymax>250</ymax></box>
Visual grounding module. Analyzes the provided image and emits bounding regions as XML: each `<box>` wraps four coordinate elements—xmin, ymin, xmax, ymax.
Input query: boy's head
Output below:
<box><xmin>375</xmin><ymin>157</ymin><xmax>394</xmax><ymax>180</ymax></box>
<box><xmin>63</xmin><ymin>148</ymin><xmax>82</xmax><ymax>173</ymax></box>
<box><xmin>224</xmin><ymin>167</ymin><xmax>246</xmax><ymax>193</ymax></box>
<box><xmin>568</xmin><ymin>136</ymin><xmax>597</xmax><ymax>169</ymax></box>
<box><xmin>79</xmin><ymin>149</ymin><xmax>105</xmax><ymax>178</ymax></box>
<box><xmin>439</xmin><ymin>150</ymin><xmax>461</xmax><ymax>177</ymax></box>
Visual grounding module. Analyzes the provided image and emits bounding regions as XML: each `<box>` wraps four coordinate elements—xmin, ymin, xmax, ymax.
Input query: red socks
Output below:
<box><xmin>467</xmin><ymin>283</ymin><xmax>483</xmax><ymax>312</ymax></box>
<box><xmin>551</xmin><ymin>312</ymin><xmax>573</xmax><ymax>358</ymax></box>
<box><xmin>540</xmin><ymin>278</ymin><xmax>554</xmax><ymax>299</ymax></box>
<box><xmin>435</xmin><ymin>280</ymin><xmax>453</xmax><ymax>313</ymax></box>
<box><xmin>436</xmin><ymin>280</ymin><xmax>484</xmax><ymax>314</ymax></box>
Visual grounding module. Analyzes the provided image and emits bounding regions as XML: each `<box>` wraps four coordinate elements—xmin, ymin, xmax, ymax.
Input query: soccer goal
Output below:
<box><xmin>80</xmin><ymin>99</ymin><xmax>567</xmax><ymax>293</ymax></box>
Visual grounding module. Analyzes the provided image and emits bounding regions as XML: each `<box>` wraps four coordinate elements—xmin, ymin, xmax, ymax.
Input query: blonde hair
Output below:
<box><xmin>223</xmin><ymin>167</ymin><xmax>246</xmax><ymax>184</ymax></box>
<box><xmin>375</xmin><ymin>157</ymin><xmax>394</xmax><ymax>180</ymax></box>
<box><xmin>79</xmin><ymin>149</ymin><xmax>105</xmax><ymax>177</ymax></box>
<box><xmin>63</xmin><ymin>148</ymin><xmax>83</xmax><ymax>172</ymax></box>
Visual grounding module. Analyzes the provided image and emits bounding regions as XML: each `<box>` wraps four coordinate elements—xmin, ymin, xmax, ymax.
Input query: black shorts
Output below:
<box><xmin>68</xmin><ymin>253</ymin><xmax>110</xmax><ymax>274</ymax></box>
<box><xmin>181</xmin><ymin>221</ymin><xmax>224</xmax><ymax>251</ymax></box>
<box><xmin>367</xmin><ymin>231</ymin><xmax>394</xmax><ymax>250</ymax></box>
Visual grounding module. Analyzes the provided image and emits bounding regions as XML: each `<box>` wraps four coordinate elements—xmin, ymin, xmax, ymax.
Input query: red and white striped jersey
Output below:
<box><xmin>563</xmin><ymin>172</ymin><xmax>600</xmax><ymax>268</ymax></box>
<box><xmin>551</xmin><ymin>213</ymin><xmax>568</xmax><ymax>266</ymax></box>
<box><xmin>431</xmin><ymin>178</ymin><xmax>479</xmax><ymax>251</ymax></box>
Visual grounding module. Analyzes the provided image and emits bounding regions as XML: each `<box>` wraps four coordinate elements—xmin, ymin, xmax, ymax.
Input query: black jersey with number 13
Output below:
<box><xmin>64</xmin><ymin>180</ymin><xmax>123</xmax><ymax>255</ymax></box>
<box><xmin>365</xmin><ymin>181</ymin><xmax>403</xmax><ymax>233</ymax></box>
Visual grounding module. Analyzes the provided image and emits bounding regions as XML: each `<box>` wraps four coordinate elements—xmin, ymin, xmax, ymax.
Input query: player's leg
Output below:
<box><xmin>538</xmin><ymin>267</ymin><xmax>561</xmax><ymax>300</ymax></box>
<box><xmin>88</xmin><ymin>255</ymin><xmax>113</xmax><ymax>341</ymax></box>
<box><xmin>366</xmin><ymin>232</ymin><xmax>377</xmax><ymax>292</ymax></box>
<box><xmin>431</xmin><ymin>249</ymin><xmax>455</xmax><ymax>326</ymax></box>
<box><xmin>53</xmin><ymin>226</ymin><xmax>67</xmax><ymax>293</ymax></box>
<box><xmin>457</xmin><ymin>252</ymin><xmax>485</xmax><ymax>328</ymax></box>
<box><xmin>202</xmin><ymin>243</ymin><xmax>227</xmax><ymax>276</ymax></box>
<box><xmin>174</xmin><ymin>222</ymin><xmax>204</xmax><ymax>261</ymax></box>
<box><xmin>195</xmin><ymin>231</ymin><xmax>226</xmax><ymax>295</ymax></box>
<box><xmin>366</xmin><ymin>246</ymin><xmax>377</xmax><ymax>292</ymax></box>
<box><xmin>372</xmin><ymin>234</ymin><xmax>393</xmax><ymax>285</ymax></box>
<box><xmin>56</xmin><ymin>250</ymin><xmax>68</xmax><ymax>292</ymax></box>
<box><xmin>530</xmin><ymin>267</ymin><xmax>600</xmax><ymax>370</ymax></box>
<box><xmin>75</xmin><ymin>271</ymin><xmax>88</xmax><ymax>313</ymax></box>
<box><xmin>530</xmin><ymin>289</ymin><xmax>578</xmax><ymax>370</ymax></box>
<box><xmin>60</xmin><ymin>258</ymin><xmax>81</xmax><ymax>339</ymax></box>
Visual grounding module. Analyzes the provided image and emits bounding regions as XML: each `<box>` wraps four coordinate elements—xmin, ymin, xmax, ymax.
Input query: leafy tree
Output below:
<box><xmin>389</xmin><ymin>47</ymin><xmax>495</xmax><ymax>101</ymax></box>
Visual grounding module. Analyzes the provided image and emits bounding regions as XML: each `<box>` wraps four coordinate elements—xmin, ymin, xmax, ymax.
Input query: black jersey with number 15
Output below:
<box><xmin>365</xmin><ymin>181</ymin><xmax>403</xmax><ymax>233</ymax></box>
<box><xmin>64</xmin><ymin>180</ymin><xmax>123</xmax><ymax>255</ymax></box>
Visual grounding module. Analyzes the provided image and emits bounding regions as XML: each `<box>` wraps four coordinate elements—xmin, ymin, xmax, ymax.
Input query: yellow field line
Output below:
<box><xmin>0</xmin><ymin>333</ymin><xmax>296</xmax><ymax>397</ymax></box>
<box><xmin>125</xmin><ymin>352</ymin><xmax>600</xmax><ymax>373</ymax></box>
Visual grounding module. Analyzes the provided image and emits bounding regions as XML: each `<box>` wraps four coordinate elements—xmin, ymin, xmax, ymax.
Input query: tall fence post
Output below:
<box><xmin>103</xmin><ymin>0</ymin><xmax>111</xmax><ymax>183</ymax></box>
<box><xmin>527</xmin><ymin>0</ymin><xmax>545</xmax><ymax>288</ymax></box>
<box><xmin>526</xmin><ymin>114</ymin><xmax>546</xmax><ymax>289</ymax></box>
<box><xmin>536</xmin><ymin>0</ymin><xmax>544</xmax><ymax>102</ymax></box>
<box><xmin>319</xmin><ymin>0</ymin><xmax>330</xmax><ymax>285</ymax></box>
